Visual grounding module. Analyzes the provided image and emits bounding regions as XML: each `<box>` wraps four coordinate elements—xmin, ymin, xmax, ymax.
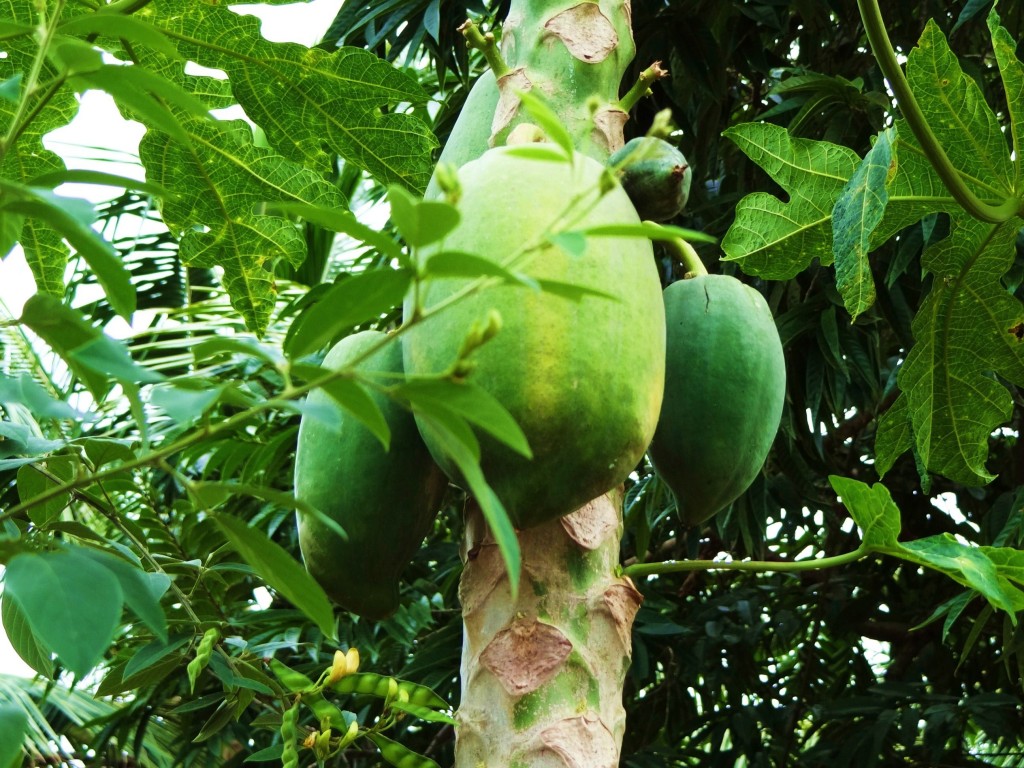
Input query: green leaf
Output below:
<box><xmin>57</xmin><ymin>13</ymin><xmax>181</xmax><ymax>59</ymax></box>
<box><xmin>3</xmin><ymin>190</ymin><xmax>135</xmax><ymax>318</ymax></box>
<box><xmin>721</xmin><ymin>122</ymin><xmax>859</xmax><ymax>278</ymax></box>
<box><xmin>151</xmin><ymin>2</ymin><xmax>436</xmax><ymax>190</ymax></box>
<box><xmin>123</xmin><ymin>635</ymin><xmax>191</xmax><ymax>681</ymax></box>
<box><xmin>907</xmin><ymin>20</ymin><xmax>1014</xmax><ymax>201</ymax></box>
<box><xmin>244</xmin><ymin>745</ymin><xmax>283</xmax><ymax>763</ymax></box>
<box><xmin>140</xmin><ymin>120</ymin><xmax>349</xmax><ymax>336</ymax></box>
<box><xmin>0</xmin><ymin>373</ymin><xmax>84</xmax><ymax>420</ymax></box>
<box><xmin>899</xmin><ymin>535</ymin><xmax>1020</xmax><ymax>618</ymax></box>
<box><xmin>77</xmin><ymin>549</ymin><xmax>170</xmax><ymax>643</ymax></box>
<box><xmin>387</xmin><ymin>186</ymin><xmax>460</xmax><ymax>248</ymax></box>
<box><xmin>828</xmin><ymin>476</ymin><xmax>901</xmax><ymax>549</ymax></box>
<box><xmin>894</xmin><ymin>217</ymin><xmax>1023</xmax><ymax>485</ymax></box>
<box><xmin>988</xmin><ymin>8</ymin><xmax>1024</xmax><ymax>174</ymax></box>
<box><xmin>263</xmin><ymin>201</ymin><xmax>402</xmax><ymax>261</ymax></box>
<box><xmin>502</xmin><ymin>143</ymin><xmax>574</xmax><ymax>163</ymax></box>
<box><xmin>29</xmin><ymin>168</ymin><xmax>171</xmax><ymax>198</ymax></box>
<box><xmin>389</xmin><ymin>700</ymin><xmax>457</xmax><ymax>725</ymax></box>
<box><xmin>831</xmin><ymin>127</ymin><xmax>892</xmax><ymax>320</ymax></box>
<box><xmin>4</xmin><ymin>548</ymin><xmax>124</xmax><ymax>677</ymax></box>
<box><xmin>69</xmin><ymin>336</ymin><xmax>165</xmax><ymax>385</ymax></box>
<box><xmin>17</xmin><ymin>457</ymin><xmax>75</xmax><ymax>527</ymax></box>
<box><xmin>370</xmin><ymin>733</ymin><xmax>442</xmax><ymax>768</ymax></box>
<box><xmin>515</xmin><ymin>89</ymin><xmax>574</xmax><ymax>159</ymax></box>
<box><xmin>149</xmin><ymin>382</ymin><xmax>227</xmax><ymax>426</ymax></box>
<box><xmin>397</xmin><ymin>379</ymin><xmax>531</xmax><ymax>459</ymax></box>
<box><xmin>0</xmin><ymin>705</ymin><xmax>27</xmax><ymax>768</ymax></box>
<box><xmin>212</xmin><ymin>513</ymin><xmax>337</xmax><ymax>642</ymax></box>
<box><xmin>1</xmin><ymin>595</ymin><xmax>53</xmax><ymax>678</ymax></box>
<box><xmin>285</xmin><ymin>268</ymin><xmax>412</xmax><ymax>359</ymax></box>
<box><xmin>414</xmin><ymin>415</ymin><xmax>520</xmax><ymax>599</ymax></box>
<box><xmin>423</xmin><ymin>250</ymin><xmax>536</xmax><ymax>287</ymax></box>
<box><xmin>874</xmin><ymin>395</ymin><xmax>913</xmax><ymax>478</ymax></box>
<box><xmin>317</xmin><ymin>376</ymin><xmax>391</xmax><ymax>450</ymax></box>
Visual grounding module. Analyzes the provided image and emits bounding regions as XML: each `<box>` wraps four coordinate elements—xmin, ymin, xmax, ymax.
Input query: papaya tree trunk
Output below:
<box><xmin>453</xmin><ymin>2</ymin><xmax>646</xmax><ymax>765</ymax></box>
<box><xmin>456</xmin><ymin>492</ymin><xmax>644</xmax><ymax>767</ymax></box>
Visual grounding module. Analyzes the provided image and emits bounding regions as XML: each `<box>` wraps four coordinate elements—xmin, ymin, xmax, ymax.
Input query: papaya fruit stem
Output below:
<box><xmin>458</xmin><ymin>19</ymin><xmax>510</xmax><ymax>78</ymax></box>
<box><xmin>856</xmin><ymin>0</ymin><xmax>1022</xmax><ymax>223</ymax></box>
<box><xmin>617</xmin><ymin>60</ymin><xmax>668</xmax><ymax>114</ymax></box>
<box><xmin>652</xmin><ymin>226</ymin><xmax>708</xmax><ymax>277</ymax></box>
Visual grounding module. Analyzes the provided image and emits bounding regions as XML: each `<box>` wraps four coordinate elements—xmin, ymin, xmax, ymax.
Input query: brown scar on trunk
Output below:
<box><xmin>492</xmin><ymin>68</ymin><xmax>533</xmax><ymax>143</ymax></box>
<box><xmin>544</xmin><ymin>3</ymin><xmax>619</xmax><ymax>63</ymax></box>
<box><xmin>538</xmin><ymin>714</ymin><xmax>618</xmax><ymax>768</ymax></box>
<box><xmin>592</xmin><ymin>107</ymin><xmax>628</xmax><ymax>154</ymax></box>
<box><xmin>480</xmin><ymin>619</ymin><xmax>573</xmax><ymax>696</ymax></box>
<box><xmin>561</xmin><ymin>496</ymin><xmax>619</xmax><ymax>550</ymax></box>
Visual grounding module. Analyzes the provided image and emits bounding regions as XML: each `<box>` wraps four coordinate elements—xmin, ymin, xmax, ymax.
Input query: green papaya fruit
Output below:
<box><xmin>425</xmin><ymin>70</ymin><xmax>499</xmax><ymax>200</ymax></box>
<box><xmin>647</xmin><ymin>274</ymin><xmax>785</xmax><ymax>526</ymax></box>
<box><xmin>294</xmin><ymin>331</ymin><xmax>447</xmax><ymax>620</ymax></box>
<box><xmin>608</xmin><ymin>137</ymin><xmax>692</xmax><ymax>222</ymax></box>
<box><xmin>403</xmin><ymin>146</ymin><xmax>666</xmax><ymax>529</ymax></box>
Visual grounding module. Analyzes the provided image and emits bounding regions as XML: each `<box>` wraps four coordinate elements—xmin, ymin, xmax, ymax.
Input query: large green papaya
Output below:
<box><xmin>294</xmin><ymin>331</ymin><xmax>447</xmax><ymax>620</ymax></box>
<box><xmin>647</xmin><ymin>274</ymin><xmax>785</xmax><ymax>527</ymax></box>
<box><xmin>403</xmin><ymin>146</ymin><xmax>666</xmax><ymax>529</ymax></box>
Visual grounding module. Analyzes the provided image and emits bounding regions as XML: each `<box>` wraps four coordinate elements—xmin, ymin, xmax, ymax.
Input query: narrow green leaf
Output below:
<box><xmin>398</xmin><ymin>379</ymin><xmax>531</xmax><ymax>459</ymax></box>
<box><xmin>389</xmin><ymin>700</ymin><xmax>457</xmax><ymax>725</ymax></box>
<box><xmin>4</xmin><ymin>195</ymin><xmax>135</xmax><ymax>318</ymax></box>
<box><xmin>0</xmin><ymin>373</ymin><xmax>83</xmax><ymax>420</ymax></box>
<box><xmin>415</xmin><ymin>415</ymin><xmax>520</xmax><ymax>599</ymax></box>
<box><xmin>58</xmin><ymin>14</ymin><xmax>181</xmax><ymax>59</ymax></box>
<box><xmin>515</xmin><ymin>89</ymin><xmax>574</xmax><ymax>159</ymax></box>
<box><xmin>387</xmin><ymin>185</ymin><xmax>460</xmax><ymax>248</ymax></box>
<box><xmin>244</xmin><ymin>744</ymin><xmax>283</xmax><ymax>763</ymax></box>
<box><xmin>424</xmin><ymin>250</ymin><xmax>535</xmax><ymax>288</ymax></box>
<box><xmin>149</xmin><ymin>383</ymin><xmax>227</xmax><ymax>426</ymax></box>
<box><xmin>264</xmin><ymin>201</ymin><xmax>402</xmax><ymax>261</ymax></box>
<box><xmin>30</xmin><ymin>169</ymin><xmax>171</xmax><ymax>198</ymax></box>
<box><xmin>317</xmin><ymin>376</ymin><xmax>391</xmax><ymax>450</ymax></box>
<box><xmin>4</xmin><ymin>548</ymin><xmax>124</xmax><ymax>677</ymax></box>
<box><xmin>0</xmin><ymin>706</ymin><xmax>28</xmax><ymax>768</ymax></box>
<box><xmin>123</xmin><ymin>635</ymin><xmax>190</xmax><ymax>681</ymax></box>
<box><xmin>212</xmin><ymin>513</ymin><xmax>337</xmax><ymax>642</ymax></box>
<box><xmin>502</xmin><ymin>143</ymin><xmax>573</xmax><ymax>163</ymax></box>
<box><xmin>286</xmin><ymin>268</ymin><xmax>412</xmax><ymax>359</ymax></box>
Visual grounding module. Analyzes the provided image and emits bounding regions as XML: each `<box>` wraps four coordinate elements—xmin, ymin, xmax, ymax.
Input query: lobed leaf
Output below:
<box><xmin>721</xmin><ymin>122</ymin><xmax>859</xmax><ymax>279</ymax></box>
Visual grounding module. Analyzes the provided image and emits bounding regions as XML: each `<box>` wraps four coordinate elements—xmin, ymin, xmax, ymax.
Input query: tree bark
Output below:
<box><xmin>455</xmin><ymin>491</ymin><xmax>643</xmax><ymax>768</ymax></box>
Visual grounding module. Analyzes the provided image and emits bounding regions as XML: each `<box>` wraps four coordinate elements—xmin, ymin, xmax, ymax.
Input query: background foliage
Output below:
<box><xmin>1</xmin><ymin>0</ymin><xmax>1023</xmax><ymax>766</ymax></box>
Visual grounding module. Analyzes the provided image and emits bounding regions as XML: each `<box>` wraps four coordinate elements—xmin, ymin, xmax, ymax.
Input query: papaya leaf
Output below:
<box><xmin>285</xmin><ymin>268</ymin><xmax>413</xmax><ymax>359</ymax></box>
<box><xmin>140</xmin><ymin>119</ymin><xmax>349</xmax><ymax>336</ymax></box>
<box><xmin>150</xmin><ymin>0</ymin><xmax>436</xmax><ymax>191</ymax></box>
<box><xmin>874</xmin><ymin>394</ymin><xmax>913</xmax><ymax>478</ymax></box>
<box><xmin>831</xmin><ymin>127</ymin><xmax>892</xmax><ymax>319</ymax></box>
<box><xmin>4</xmin><ymin>548</ymin><xmax>124</xmax><ymax>677</ymax></box>
<box><xmin>908</xmin><ymin>20</ymin><xmax>1014</xmax><ymax>201</ymax></box>
<box><xmin>0</xmin><ymin>1</ymin><xmax>79</xmax><ymax>294</ymax></box>
<box><xmin>721</xmin><ymin>122</ymin><xmax>859</xmax><ymax>279</ymax></box>
<box><xmin>212</xmin><ymin>513</ymin><xmax>337</xmax><ymax>642</ymax></box>
<box><xmin>898</xmin><ymin>536</ymin><xmax>1022</xmax><ymax>619</ymax></box>
<box><xmin>828</xmin><ymin>476</ymin><xmax>901</xmax><ymax>549</ymax></box>
<box><xmin>893</xmin><ymin>216</ymin><xmax>1024</xmax><ymax>485</ymax></box>
<box><xmin>988</xmin><ymin>8</ymin><xmax>1024</xmax><ymax>174</ymax></box>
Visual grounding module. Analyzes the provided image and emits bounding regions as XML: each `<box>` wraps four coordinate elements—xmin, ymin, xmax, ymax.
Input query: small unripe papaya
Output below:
<box><xmin>609</xmin><ymin>137</ymin><xmax>692</xmax><ymax>222</ymax></box>
<box><xmin>648</xmin><ymin>274</ymin><xmax>785</xmax><ymax>526</ymax></box>
<box><xmin>294</xmin><ymin>331</ymin><xmax>447</xmax><ymax>619</ymax></box>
